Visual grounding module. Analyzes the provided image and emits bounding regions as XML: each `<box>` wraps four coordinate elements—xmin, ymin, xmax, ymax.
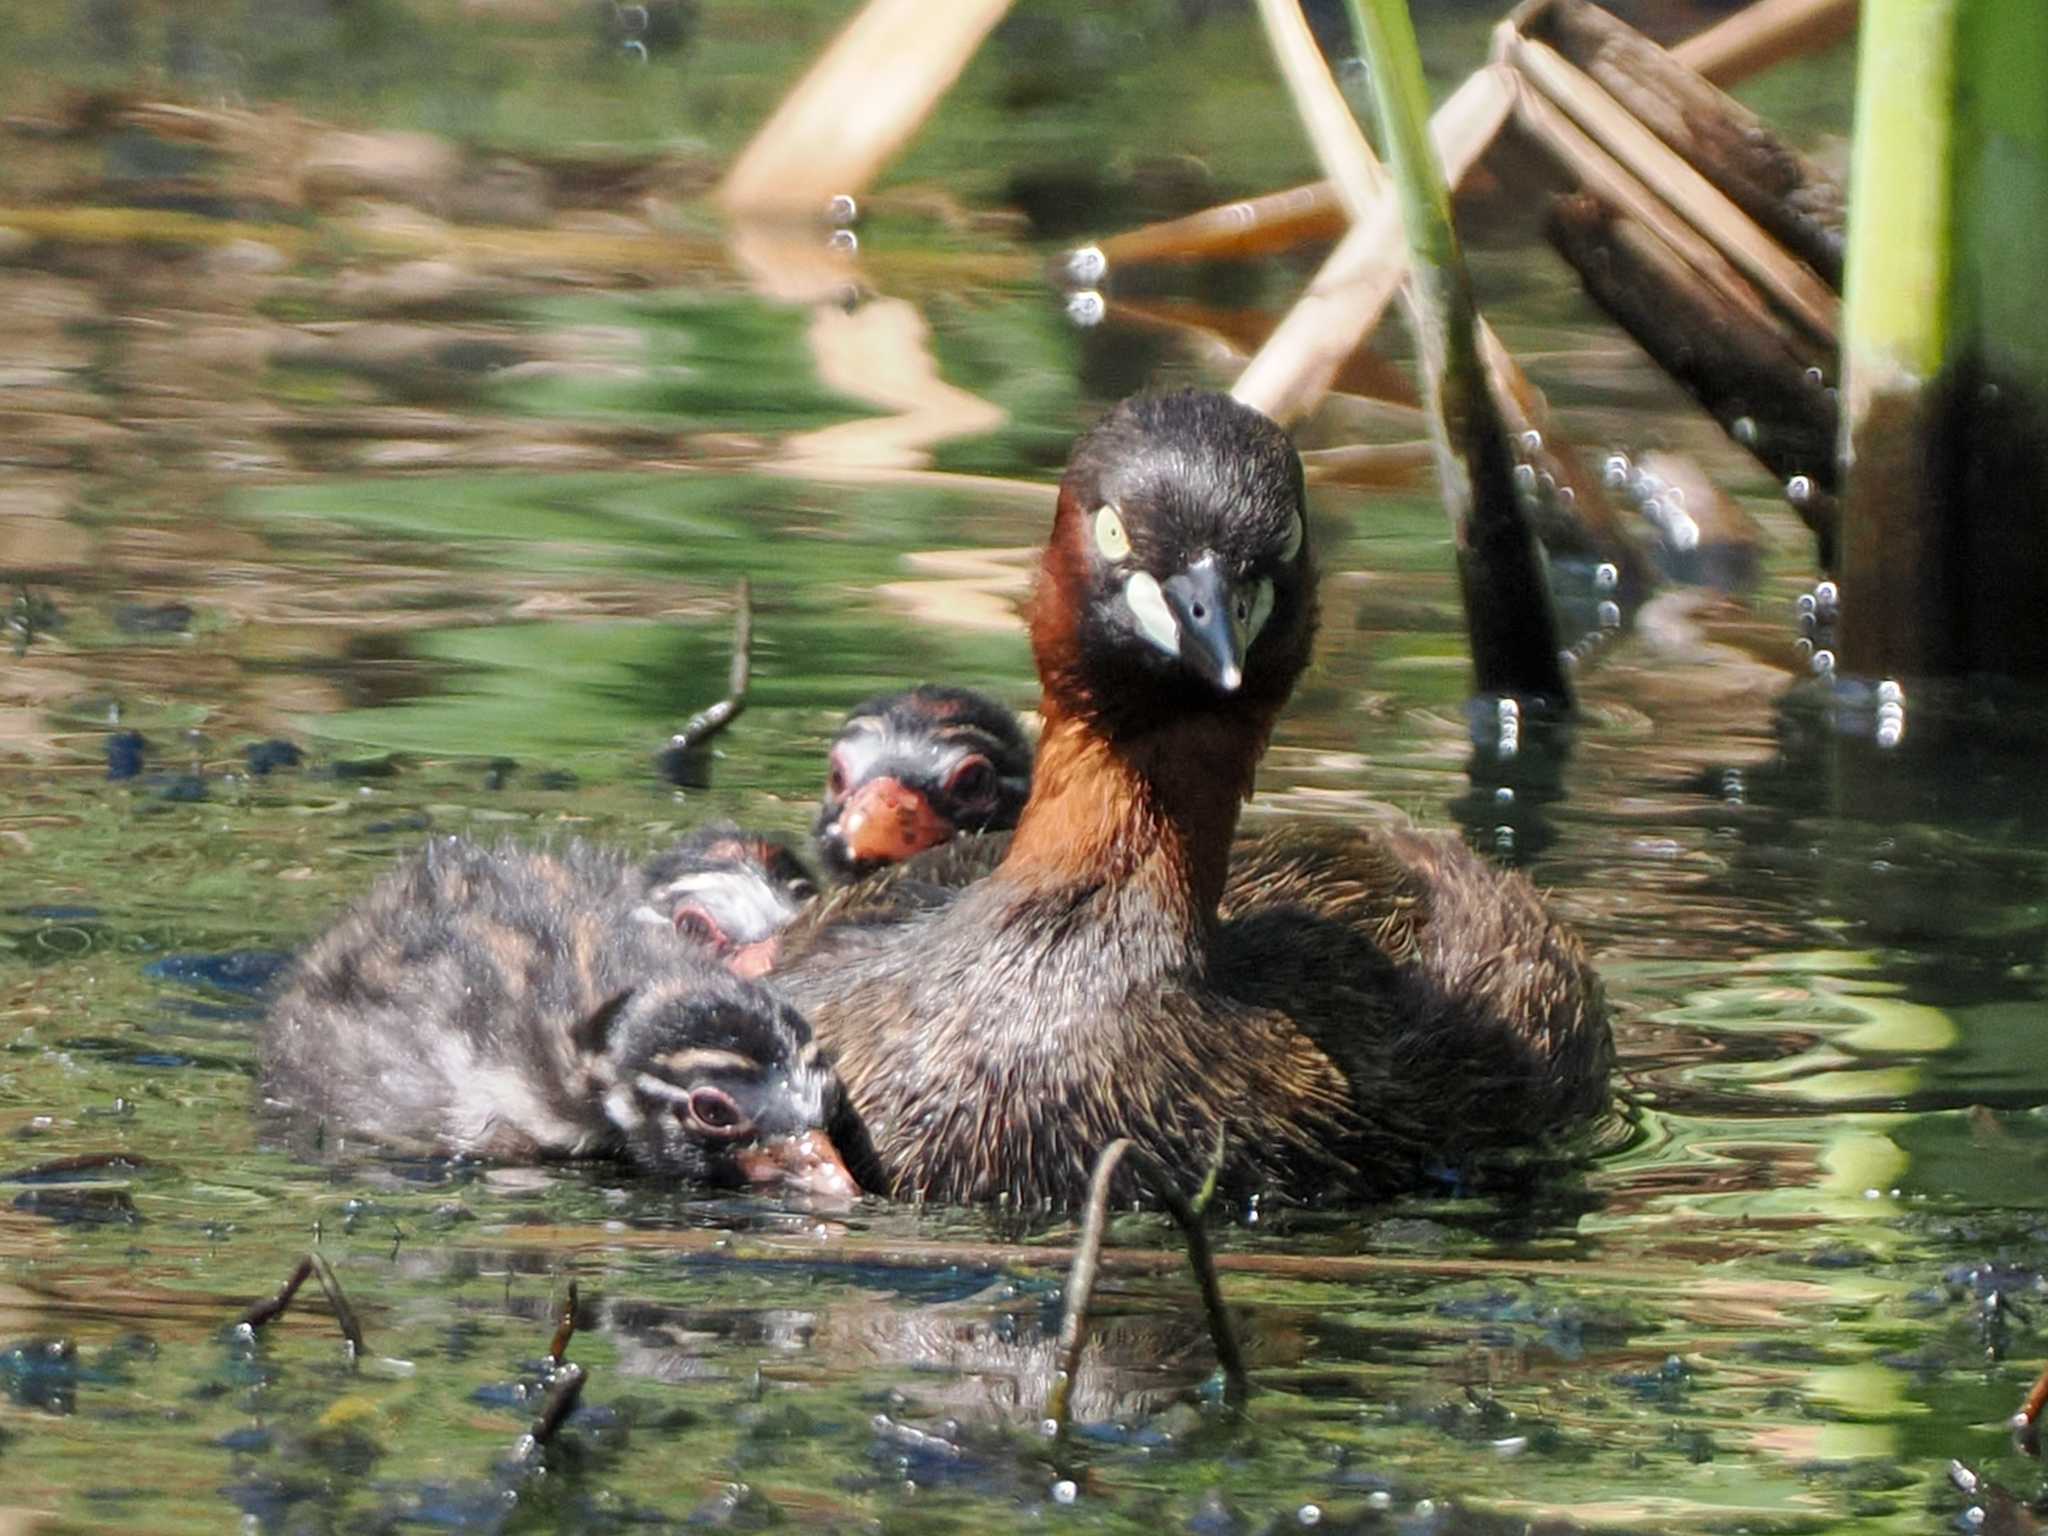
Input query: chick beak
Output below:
<box><xmin>837</xmin><ymin>777</ymin><xmax>953</xmax><ymax>865</ymax></box>
<box><xmin>1162</xmin><ymin>556</ymin><xmax>1245</xmax><ymax>694</ymax></box>
<box><xmin>736</xmin><ymin>1131</ymin><xmax>860</xmax><ymax>1202</ymax></box>
<box><xmin>724</xmin><ymin>936</ymin><xmax>780</xmax><ymax>979</ymax></box>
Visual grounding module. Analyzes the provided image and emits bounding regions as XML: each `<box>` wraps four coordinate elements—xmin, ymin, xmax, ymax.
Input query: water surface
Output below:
<box><xmin>2</xmin><ymin>4</ymin><xmax>2043</xmax><ymax>1532</ymax></box>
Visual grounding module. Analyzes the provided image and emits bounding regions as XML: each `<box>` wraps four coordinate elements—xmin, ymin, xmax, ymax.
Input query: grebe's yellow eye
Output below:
<box><xmin>1278</xmin><ymin>510</ymin><xmax>1303</xmax><ymax>564</ymax></box>
<box><xmin>1092</xmin><ymin>504</ymin><xmax>1131</xmax><ymax>562</ymax></box>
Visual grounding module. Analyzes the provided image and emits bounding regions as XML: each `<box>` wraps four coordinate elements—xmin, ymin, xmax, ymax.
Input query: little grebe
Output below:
<box><xmin>262</xmin><ymin>838</ymin><xmax>855</xmax><ymax>1197</ymax></box>
<box><xmin>773</xmin><ymin>390</ymin><xmax>1613</xmax><ymax>1206</ymax></box>
<box><xmin>813</xmin><ymin>685</ymin><xmax>1032</xmax><ymax>881</ymax></box>
<box><xmin>636</xmin><ymin>822</ymin><xmax>817</xmax><ymax>977</ymax></box>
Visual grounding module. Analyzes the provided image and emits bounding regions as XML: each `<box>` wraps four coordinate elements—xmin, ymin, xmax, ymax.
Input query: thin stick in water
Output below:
<box><xmin>238</xmin><ymin>1255</ymin><xmax>315</xmax><ymax>1333</ymax></box>
<box><xmin>307</xmin><ymin>1251</ymin><xmax>366</xmax><ymax>1360</ymax></box>
<box><xmin>659</xmin><ymin>579</ymin><xmax>753</xmax><ymax>786</ymax></box>
<box><xmin>1047</xmin><ymin>1137</ymin><xmax>1247</xmax><ymax>1440</ymax></box>
<box><xmin>237</xmin><ymin>1251</ymin><xmax>365</xmax><ymax>1361</ymax></box>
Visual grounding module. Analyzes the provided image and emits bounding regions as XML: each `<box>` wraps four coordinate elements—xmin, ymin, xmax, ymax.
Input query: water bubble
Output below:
<box><xmin>1594</xmin><ymin>562</ymin><xmax>1618</xmax><ymax>592</ymax></box>
<box><xmin>1796</xmin><ymin>593</ymin><xmax>1816</xmax><ymax>616</ymax></box>
<box><xmin>1037</xmin><ymin>1416</ymin><xmax>1059</xmax><ymax>1438</ymax></box>
<box><xmin>1794</xmin><ymin>636</ymin><xmax>1813</xmax><ymax>657</ymax></box>
<box><xmin>1670</xmin><ymin>512</ymin><xmax>1700</xmax><ymax>551</ymax></box>
<box><xmin>1812</xmin><ymin>649</ymin><xmax>1836</xmax><ymax>676</ymax></box>
<box><xmin>1066</xmin><ymin>245</ymin><xmax>1107</xmax><ymax>286</ymax></box>
<box><xmin>1559</xmin><ymin>648</ymin><xmax>1578</xmax><ymax>671</ymax></box>
<box><xmin>1805</xmin><ymin>366</ymin><xmax>1824</xmax><ymax>386</ymax></box>
<box><xmin>1065</xmin><ymin>290</ymin><xmax>1105</xmax><ymax>328</ymax></box>
<box><xmin>1597</xmin><ymin>599</ymin><xmax>1620</xmax><ymax>628</ymax></box>
<box><xmin>1297</xmin><ymin>1505</ymin><xmax>1322</xmax><ymax>1527</ymax></box>
<box><xmin>1786</xmin><ymin>474</ymin><xmax>1813</xmax><ymax>506</ymax></box>
<box><xmin>1366</xmin><ymin>1492</ymin><xmax>1393</xmax><ymax>1511</ymax></box>
<box><xmin>1877</xmin><ymin>679</ymin><xmax>1903</xmax><ymax>704</ymax></box>
<box><xmin>1052</xmin><ymin>1480</ymin><xmax>1078</xmax><ymax>1505</ymax></box>
<box><xmin>1416</xmin><ymin>1500</ymin><xmax>1438</xmax><ymax>1517</ymax></box>
<box><xmin>1513</xmin><ymin>462</ymin><xmax>1537</xmax><ymax>493</ymax></box>
<box><xmin>1497</xmin><ymin>697</ymin><xmax>1520</xmax><ymax>723</ymax></box>
<box><xmin>1732</xmin><ymin>415</ymin><xmax>1758</xmax><ymax>446</ymax></box>
<box><xmin>622</xmin><ymin>37</ymin><xmax>648</xmax><ymax>61</ymax></box>
<box><xmin>826</xmin><ymin>193</ymin><xmax>859</xmax><ymax>224</ymax></box>
<box><xmin>827</xmin><ymin>228</ymin><xmax>859</xmax><ymax>255</ymax></box>
<box><xmin>1814</xmin><ymin>580</ymin><xmax>1839</xmax><ymax>615</ymax></box>
<box><xmin>1603</xmin><ymin>452</ymin><xmax>1630</xmax><ymax>487</ymax></box>
<box><xmin>1559</xmin><ymin>485</ymin><xmax>1575</xmax><ymax>506</ymax></box>
<box><xmin>1520</xmin><ymin>429</ymin><xmax>1542</xmax><ymax>454</ymax></box>
<box><xmin>1495</xmin><ymin>786</ymin><xmax>1515</xmax><ymax>804</ymax></box>
<box><xmin>1494</xmin><ymin>825</ymin><xmax>1516</xmax><ymax>853</ymax></box>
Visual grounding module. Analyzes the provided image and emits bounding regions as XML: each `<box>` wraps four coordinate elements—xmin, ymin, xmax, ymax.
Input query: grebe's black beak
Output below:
<box><xmin>1162</xmin><ymin>555</ymin><xmax>1245</xmax><ymax>694</ymax></box>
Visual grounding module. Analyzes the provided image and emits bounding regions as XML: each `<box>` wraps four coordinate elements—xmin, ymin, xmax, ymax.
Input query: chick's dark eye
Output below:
<box><xmin>945</xmin><ymin>755</ymin><xmax>995</xmax><ymax>803</ymax></box>
<box><xmin>826</xmin><ymin>758</ymin><xmax>848</xmax><ymax>799</ymax></box>
<box><xmin>683</xmin><ymin>1085</ymin><xmax>751</xmax><ymax>1140</ymax></box>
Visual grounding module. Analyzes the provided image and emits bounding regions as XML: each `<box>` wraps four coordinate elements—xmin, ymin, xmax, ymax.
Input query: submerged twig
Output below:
<box><xmin>237</xmin><ymin>1250</ymin><xmax>365</xmax><ymax>1360</ymax></box>
<box><xmin>658</xmin><ymin>579</ymin><xmax>753</xmax><ymax>787</ymax></box>
<box><xmin>1047</xmin><ymin>1136</ymin><xmax>1246</xmax><ymax>1440</ymax></box>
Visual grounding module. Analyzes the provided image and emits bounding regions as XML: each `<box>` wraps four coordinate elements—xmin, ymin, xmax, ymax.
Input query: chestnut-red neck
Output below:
<box><xmin>1001</xmin><ymin>694</ymin><xmax>1267</xmax><ymax>923</ymax></box>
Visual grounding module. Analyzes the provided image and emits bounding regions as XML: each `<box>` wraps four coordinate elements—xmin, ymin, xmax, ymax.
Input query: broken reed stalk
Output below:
<box><xmin>1090</xmin><ymin>0</ymin><xmax>1855</xmax><ymax>275</ymax></box>
<box><xmin>1538</xmin><ymin>0</ymin><xmax>1845</xmax><ymax>285</ymax></box>
<box><xmin>659</xmin><ymin>579</ymin><xmax>753</xmax><ymax>785</ymax></box>
<box><xmin>1340</xmin><ymin>0</ymin><xmax>1570</xmax><ymax>701</ymax></box>
<box><xmin>1047</xmin><ymin>1137</ymin><xmax>1247</xmax><ymax>1438</ymax></box>
<box><xmin>717</xmin><ymin>0</ymin><xmax>1016</xmax><ymax>214</ymax></box>
<box><xmin>1545</xmin><ymin>192</ymin><xmax>1839</xmax><ymax>561</ymax></box>
<box><xmin>1086</xmin><ymin>182</ymin><xmax>1347</xmax><ymax>272</ymax></box>
<box><xmin>1112</xmin><ymin>296</ymin><xmax>1422</xmax><ymax>409</ymax></box>
<box><xmin>1241</xmin><ymin>4</ymin><xmax>1637</xmax><ymax>588</ymax></box>
<box><xmin>1671</xmin><ymin>0</ymin><xmax>1858</xmax><ymax>87</ymax></box>
<box><xmin>1230</xmin><ymin>66</ymin><xmax>1514</xmax><ymax>427</ymax></box>
<box><xmin>237</xmin><ymin>1251</ymin><xmax>366</xmax><ymax>1360</ymax></box>
<box><xmin>1506</xmin><ymin>77</ymin><xmax>1803</xmax><ymax>345</ymax></box>
<box><xmin>1501</xmin><ymin>31</ymin><xmax>1840</xmax><ymax>348</ymax></box>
